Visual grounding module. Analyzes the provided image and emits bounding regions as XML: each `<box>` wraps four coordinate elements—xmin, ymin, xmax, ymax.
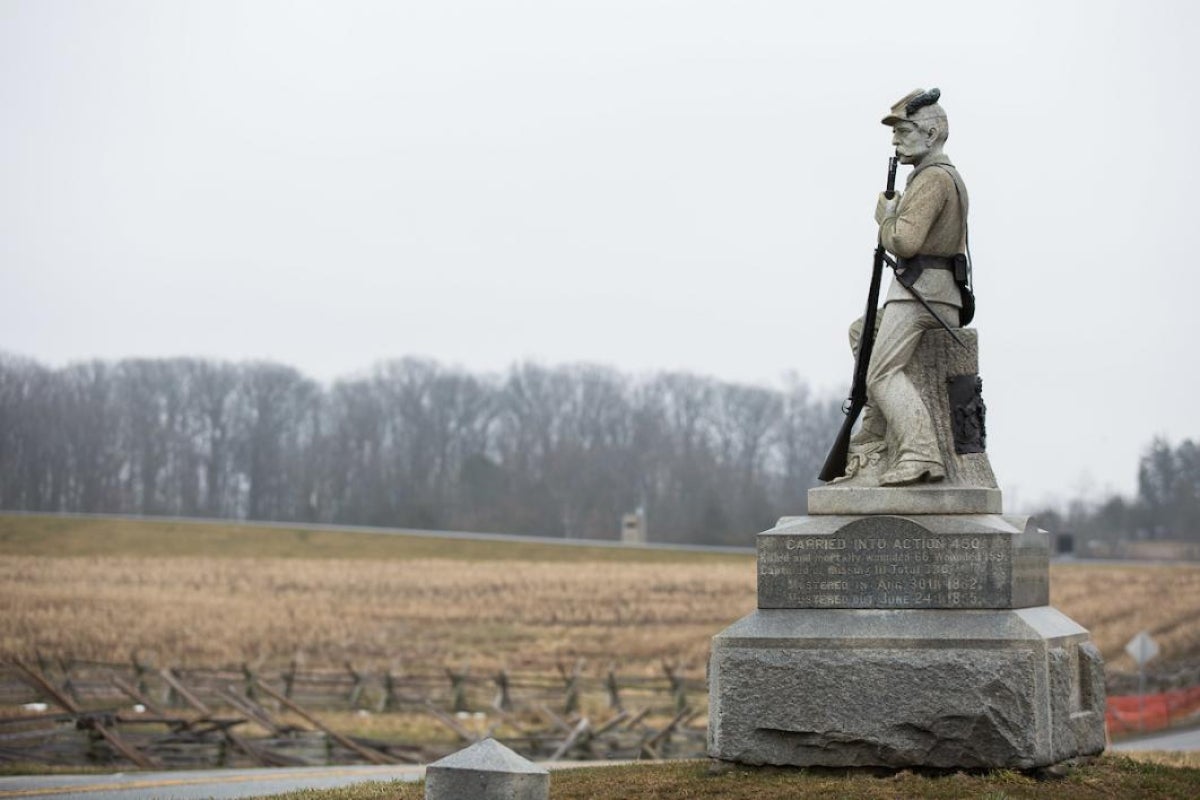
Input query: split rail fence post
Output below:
<box><xmin>559</xmin><ymin>659</ymin><xmax>583</xmax><ymax>715</ymax></box>
<box><xmin>130</xmin><ymin>654</ymin><xmax>152</xmax><ymax>696</ymax></box>
<box><xmin>662</xmin><ymin>662</ymin><xmax>686</xmax><ymax>713</ymax></box>
<box><xmin>494</xmin><ymin>669</ymin><xmax>513</xmax><ymax>711</ymax></box>
<box><xmin>242</xmin><ymin>663</ymin><xmax>258</xmax><ymax>701</ymax></box>
<box><xmin>605</xmin><ymin>667</ymin><xmax>622</xmax><ymax>710</ymax></box>
<box><xmin>345</xmin><ymin>663</ymin><xmax>366</xmax><ymax>707</ymax></box>
<box><xmin>283</xmin><ymin>659</ymin><xmax>298</xmax><ymax>699</ymax></box>
<box><xmin>446</xmin><ymin>664</ymin><xmax>469</xmax><ymax>713</ymax></box>
<box><xmin>380</xmin><ymin>671</ymin><xmax>396</xmax><ymax>713</ymax></box>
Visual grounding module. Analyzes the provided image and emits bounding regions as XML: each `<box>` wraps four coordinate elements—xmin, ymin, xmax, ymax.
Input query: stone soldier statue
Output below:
<box><xmin>842</xmin><ymin>88</ymin><xmax>971</xmax><ymax>487</ymax></box>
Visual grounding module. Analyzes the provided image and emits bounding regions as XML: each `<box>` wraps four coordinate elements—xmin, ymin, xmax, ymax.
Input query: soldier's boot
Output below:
<box><xmin>879</xmin><ymin>459</ymin><xmax>945</xmax><ymax>487</ymax></box>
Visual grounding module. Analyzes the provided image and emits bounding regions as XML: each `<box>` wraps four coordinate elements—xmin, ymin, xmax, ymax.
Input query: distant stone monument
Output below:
<box><xmin>707</xmin><ymin>89</ymin><xmax>1107</xmax><ymax>770</ymax></box>
<box><xmin>621</xmin><ymin>506</ymin><xmax>647</xmax><ymax>545</ymax></box>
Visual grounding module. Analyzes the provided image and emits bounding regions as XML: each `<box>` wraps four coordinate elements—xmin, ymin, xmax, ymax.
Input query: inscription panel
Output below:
<box><xmin>757</xmin><ymin>517</ymin><xmax>1034</xmax><ymax>609</ymax></box>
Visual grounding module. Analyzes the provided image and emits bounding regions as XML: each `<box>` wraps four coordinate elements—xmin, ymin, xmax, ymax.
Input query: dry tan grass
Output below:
<box><xmin>2</xmin><ymin>516</ymin><xmax>1198</xmax><ymax>681</ymax></box>
<box><xmin>0</xmin><ymin>555</ymin><xmax>755</xmax><ymax>675</ymax></box>
<box><xmin>1121</xmin><ymin>750</ymin><xmax>1200</xmax><ymax>768</ymax></box>
<box><xmin>1050</xmin><ymin>563</ymin><xmax>1200</xmax><ymax>673</ymax></box>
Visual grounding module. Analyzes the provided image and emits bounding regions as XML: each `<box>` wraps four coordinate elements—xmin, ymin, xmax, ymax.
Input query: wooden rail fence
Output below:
<box><xmin>0</xmin><ymin>656</ymin><xmax>707</xmax><ymax>769</ymax></box>
<box><xmin>7</xmin><ymin>656</ymin><xmax>1200</xmax><ymax>766</ymax></box>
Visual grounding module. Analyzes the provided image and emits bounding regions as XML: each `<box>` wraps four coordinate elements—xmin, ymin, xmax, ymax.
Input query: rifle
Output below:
<box><xmin>818</xmin><ymin>156</ymin><xmax>897</xmax><ymax>483</ymax></box>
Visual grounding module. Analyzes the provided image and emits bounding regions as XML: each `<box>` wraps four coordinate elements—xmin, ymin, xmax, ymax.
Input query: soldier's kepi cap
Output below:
<box><xmin>882</xmin><ymin>87</ymin><xmax>943</xmax><ymax>126</ymax></box>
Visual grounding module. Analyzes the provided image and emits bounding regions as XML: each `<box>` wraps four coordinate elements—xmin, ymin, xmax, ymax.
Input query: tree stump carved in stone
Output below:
<box><xmin>909</xmin><ymin>328</ymin><xmax>997</xmax><ymax>488</ymax></box>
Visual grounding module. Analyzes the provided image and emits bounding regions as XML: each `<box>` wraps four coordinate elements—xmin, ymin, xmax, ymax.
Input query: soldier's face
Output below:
<box><xmin>892</xmin><ymin>122</ymin><xmax>931</xmax><ymax>165</ymax></box>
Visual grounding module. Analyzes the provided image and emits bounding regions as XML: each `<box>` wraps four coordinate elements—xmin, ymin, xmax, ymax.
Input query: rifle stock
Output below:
<box><xmin>819</xmin><ymin>395</ymin><xmax>866</xmax><ymax>482</ymax></box>
<box><xmin>818</xmin><ymin>156</ymin><xmax>897</xmax><ymax>483</ymax></box>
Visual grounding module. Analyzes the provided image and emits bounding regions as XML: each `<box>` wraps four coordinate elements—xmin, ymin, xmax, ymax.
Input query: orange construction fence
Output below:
<box><xmin>1106</xmin><ymin>685</ymin><xmax>1200</xmax><ymax>736</ymax></box>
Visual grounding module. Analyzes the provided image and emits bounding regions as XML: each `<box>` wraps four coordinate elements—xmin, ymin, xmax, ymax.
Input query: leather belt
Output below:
<box><xmin>897</xmin><ymin>254</ymin><xmax>955</xmax><ymax>271</ymax></box>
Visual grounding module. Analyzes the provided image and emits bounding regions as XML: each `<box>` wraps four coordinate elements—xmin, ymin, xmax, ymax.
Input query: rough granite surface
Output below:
<box><xmin>708</xmin><ymin>608</ymin><xmax>1107</xmax><ymax>769</ymax></box>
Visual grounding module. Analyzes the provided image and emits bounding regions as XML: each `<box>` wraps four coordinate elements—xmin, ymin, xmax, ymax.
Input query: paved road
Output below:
<box><xmin>0</xmin><ymin>761</ymin><xmax>633</xmax><ymax>800</ymax></box>
<box><xmin>0</xmin><ymin>765</ymin><xmax>423</xmax><ymax>800</ymax></box>
<box><xmin>1111</xmin><ymin>724</ymin><xmax>1200</xmax><ymax>752</ymax></box>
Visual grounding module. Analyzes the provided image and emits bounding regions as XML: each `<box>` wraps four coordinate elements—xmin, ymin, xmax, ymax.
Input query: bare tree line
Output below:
<box><xmin>0</xmin><ymin>353</ymin><xmax>841</xmax><ymax>545</ymax></box>
<box><xmin>1035</xmin><ymin>437</ymin><xmax>1200</xmax><ymax>546</ymax></box>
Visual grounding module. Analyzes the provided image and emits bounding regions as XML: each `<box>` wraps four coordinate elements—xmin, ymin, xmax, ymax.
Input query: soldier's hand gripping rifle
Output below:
<box><xmin>818</xmin><ymin>156</ymin><xmax>898</xmax><ymax>483</ymax></box>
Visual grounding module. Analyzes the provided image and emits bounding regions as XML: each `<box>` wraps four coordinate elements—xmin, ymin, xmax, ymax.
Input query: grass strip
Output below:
<box><xmin>251</xmin><ymin>755</ymin><xmax>1200</xmax><ymax>800</ymax></box>
<box><xmin>0</xmin><ymin>515</ymin><xmax>749</xmax><ymax>564</ymax></box>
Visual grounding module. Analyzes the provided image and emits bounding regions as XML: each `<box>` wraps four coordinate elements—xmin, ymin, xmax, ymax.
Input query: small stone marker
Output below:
<box><xmin>425</xmin><ymin>738</ymin><xmax>549</xmax><ymax>800</ymax></box>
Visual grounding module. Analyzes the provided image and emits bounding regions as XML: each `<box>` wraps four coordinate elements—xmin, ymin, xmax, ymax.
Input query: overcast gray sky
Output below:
<box><xmin>2</xmin><ymin>0</ymin><xmax>1197</xmax><ymax>510</ymax></box>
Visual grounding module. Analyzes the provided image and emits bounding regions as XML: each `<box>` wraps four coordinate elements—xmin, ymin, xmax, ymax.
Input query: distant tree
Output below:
<box><xmin>235</xmin><ymin>363</ymin><xmax>319</xmax><ymax>521</ymax></box>
<box><xmin>1136</xmin><ymin>436</ymin><xmax>1200</xmax><ymax>540</ymax></box>
<box><xmin>189</xmin><ymin>360</ymin><xmax>239</xmax><ymax>517</ymax></box>
<box><xmin>1036</xmin><ymin>436</ymin><xmax>1200</xmax><ymax>547</ymax></box>
<box><xmin>711</xmin><ymin>382</ymin><xmax>782</xmax><ymax>540</ymax></box>
<box><xmin>324</xmin><ymin>374</ymin><xmax>391</xmax><ymax>525</ymax></box>
<box><xmin>59</xmin><ymin>361</ymin><xmax>121</xmax><ymax>513</ymax></box>
<box><xmin>639</xmin><ymin>372</ymin><xmax>722</xmax><ymax>543</ymax></box>
<box><xmin>0</xmin><ymin>353</ymin><xmax>851</xmax><ymax>544</ymax></box>
<box><xmin>1175</xmin><ymin>439</ymin><xmax>1200</xmax><ymax>538</ymax></box>
<box><xmin>777</xmin><ymin>375</ymin><xmax>843</xmax><ymax>514</ymax></box>
<box><xmin>0</xmin><ymin>355</ymin><xmax>54</xmax><ymax>509</ymax></box>
<box><xmin>1092</xmin><ymin>495</ymin><xmax>1133</xmax><ymax>541</ymax></box>
<box><xmin>1138</xmin><ymin>437</ymin><xmax>1177</xmax><ymax>538</ymax></box>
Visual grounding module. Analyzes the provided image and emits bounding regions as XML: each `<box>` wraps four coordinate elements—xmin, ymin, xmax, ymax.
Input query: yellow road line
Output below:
<box><xmin>0</xmin><ymin>766</ymin><xmax>424</xmax><ymax>798</ymax></box>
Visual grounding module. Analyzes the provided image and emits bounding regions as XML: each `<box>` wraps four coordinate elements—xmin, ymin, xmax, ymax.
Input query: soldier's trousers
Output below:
<box><xmin>848</xmin><ymin>299</ymin><xmax>961</xmax><ymax>469</ymax></box>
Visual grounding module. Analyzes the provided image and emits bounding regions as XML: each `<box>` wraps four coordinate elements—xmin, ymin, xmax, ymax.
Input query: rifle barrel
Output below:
<box><xmin>818</xmin><ymin>155</ymin><xmax>897</xmax><ymax>483</ymax></box>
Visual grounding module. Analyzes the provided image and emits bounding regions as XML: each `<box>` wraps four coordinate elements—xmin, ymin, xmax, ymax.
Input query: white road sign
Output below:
<box><xmin>1125</xmin><ymin>631</ymin><xmax>1160</xmax><ymax>667</ymax></box>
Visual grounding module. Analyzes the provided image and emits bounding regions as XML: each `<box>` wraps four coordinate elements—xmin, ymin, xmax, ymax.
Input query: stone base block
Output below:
<box><xmin>708</xmin><ymin>607</ymin><xmax>1106</xmax><ymax>769</ymax></box>
<box><xmin>758</xmin><ymin>514</ymin><xmax>1049</xmax><ymax>610</ymax></box>
<box><xmin>806</xmin><ymin>485</ymin><xmax>1002</xmax><ymax>515</ymax></box>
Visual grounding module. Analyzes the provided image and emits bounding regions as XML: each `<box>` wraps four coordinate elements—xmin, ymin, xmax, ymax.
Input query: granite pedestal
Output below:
<box><xmin>708</xmin><ymin>504</ymin><xmax>1107</xmax><ymax>769</ymax></box>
